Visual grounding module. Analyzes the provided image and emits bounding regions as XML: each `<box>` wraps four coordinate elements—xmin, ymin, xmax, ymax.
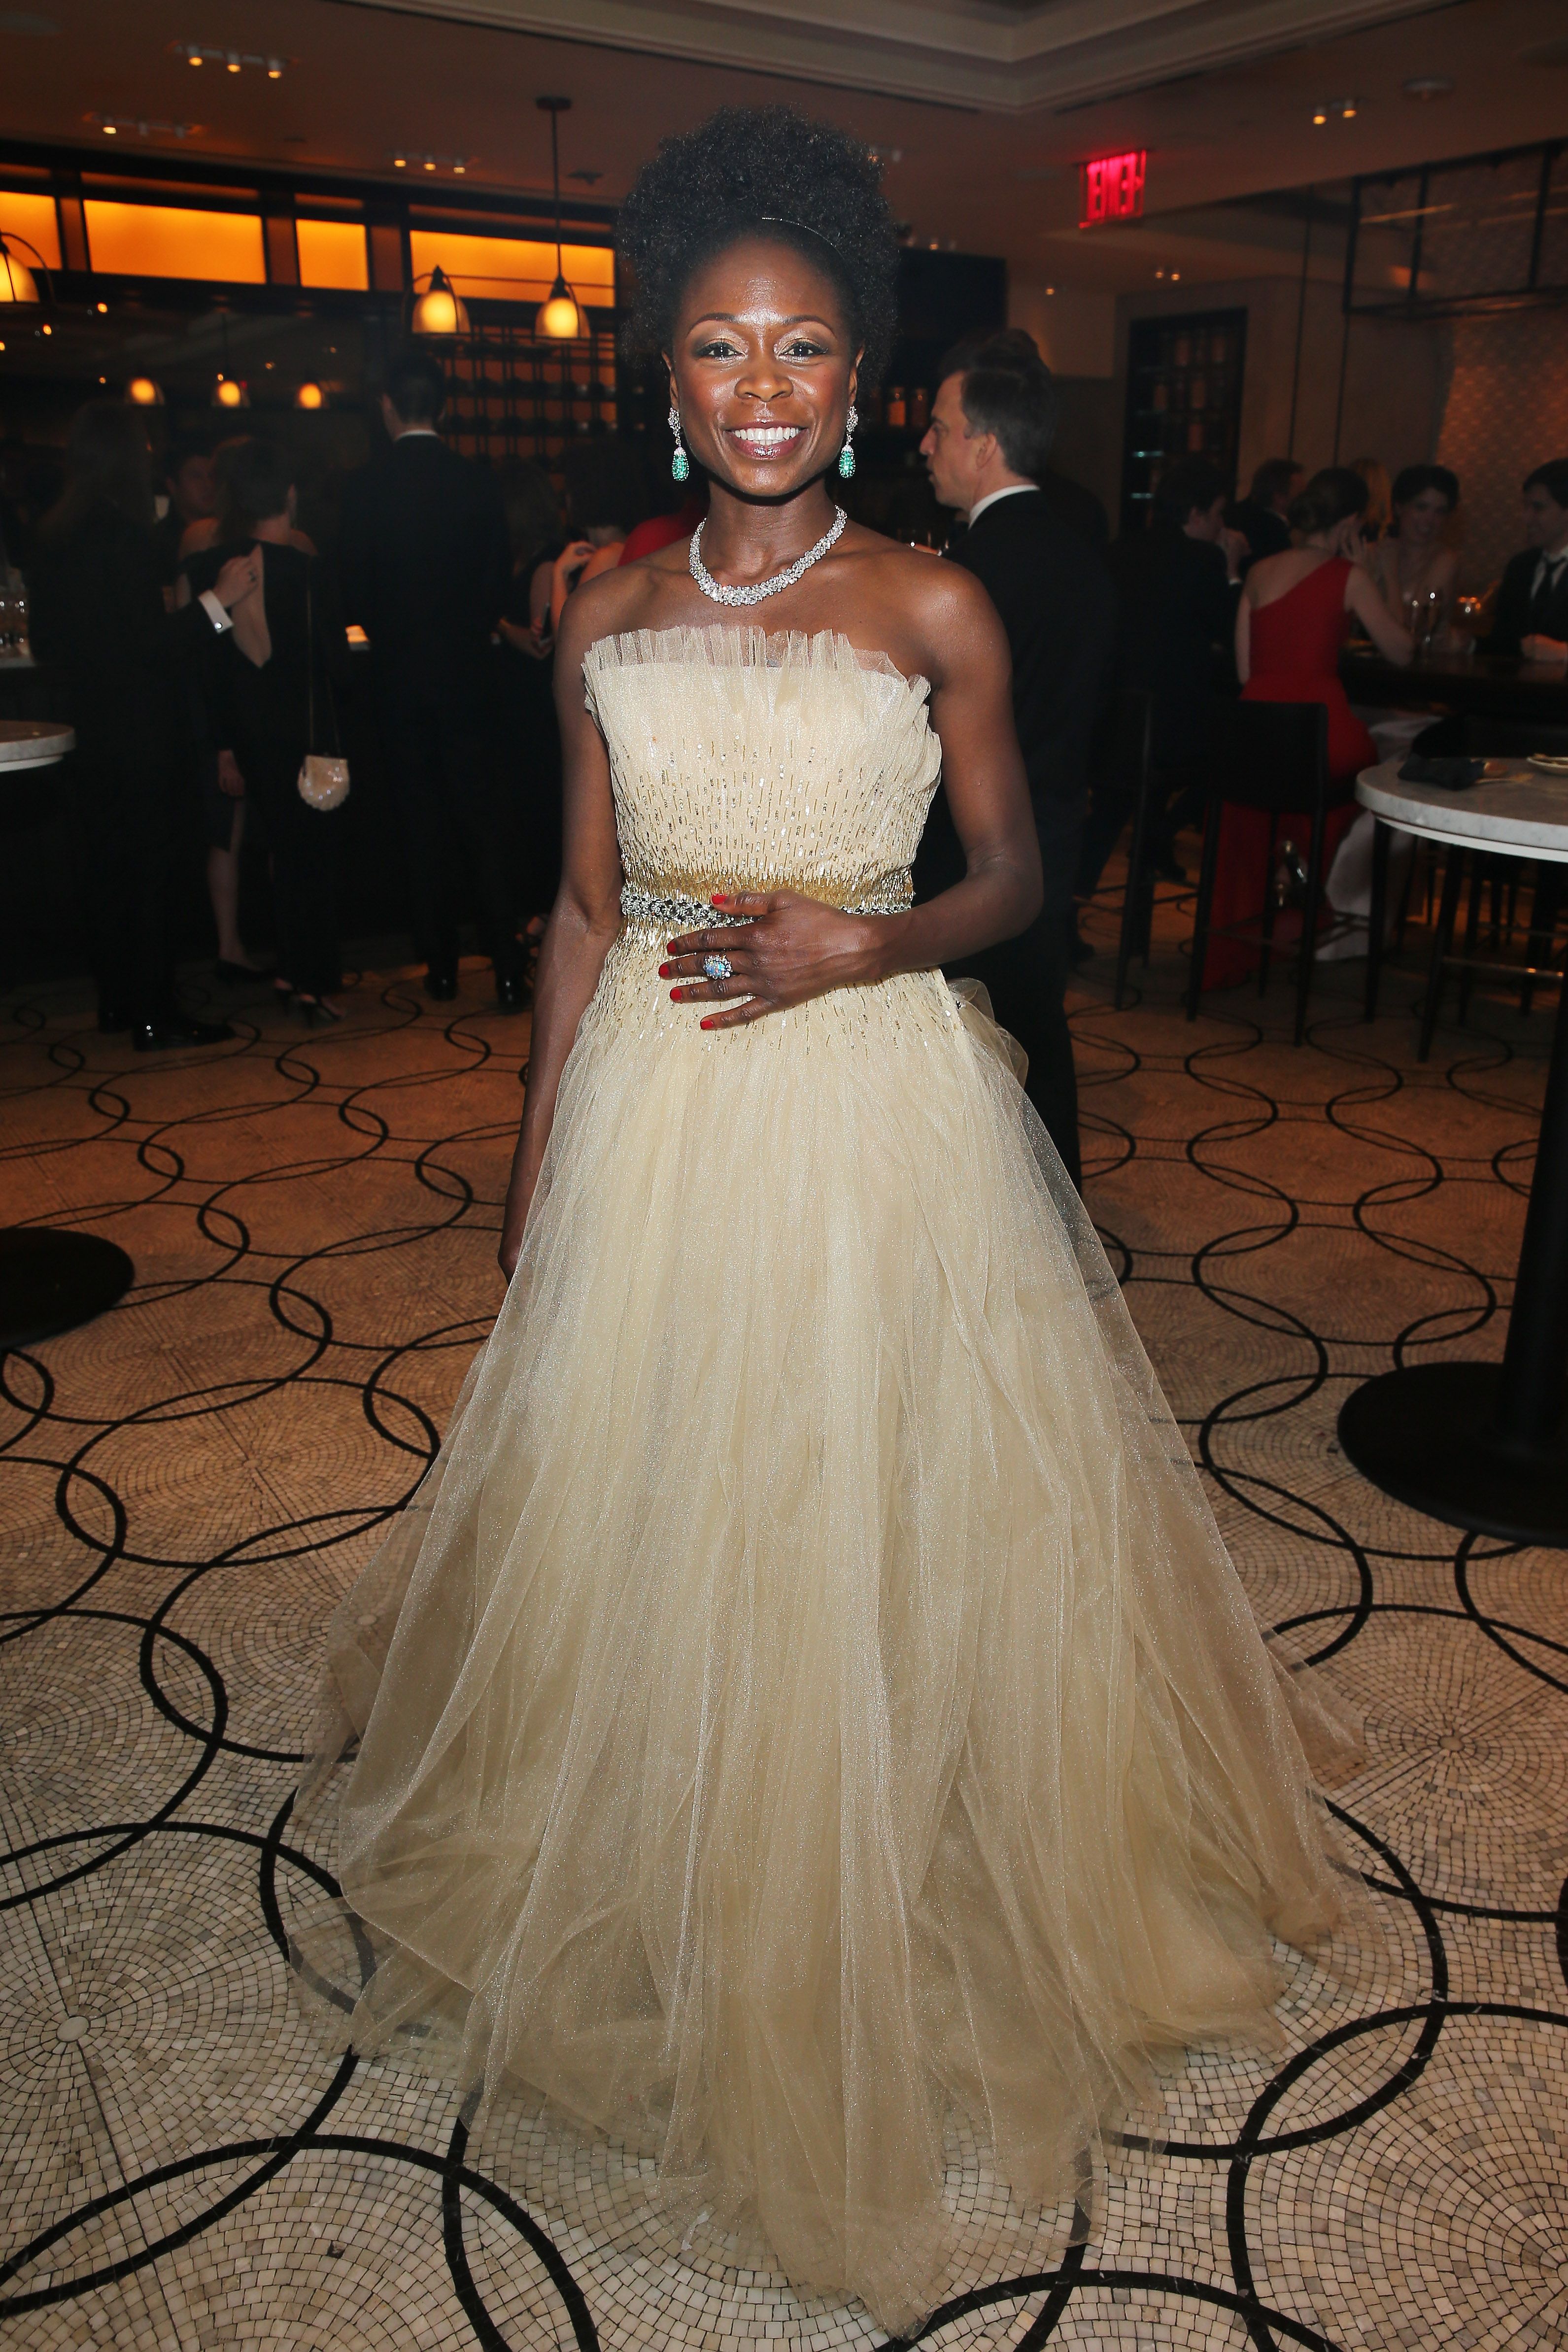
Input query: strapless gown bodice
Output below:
<box><xmin>584</xmin><ymin>623</ymin><xmax>941</xmax><ymax>921</ymax></box>
<box><xmin>297</xmin><ymin>625</ymin><xmax>1352</xmax><ymax>2336</ymax></box>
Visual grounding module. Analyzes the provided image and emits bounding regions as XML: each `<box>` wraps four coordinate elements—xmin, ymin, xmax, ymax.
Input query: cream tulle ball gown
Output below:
<box><xmin>295</xmin><ymin>625</ymin><xmax>1349</xmax><ymax>2334</ymax></box>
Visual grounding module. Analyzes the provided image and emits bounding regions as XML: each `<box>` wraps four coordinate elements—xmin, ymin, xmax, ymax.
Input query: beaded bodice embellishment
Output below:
<box><xmin>581</xmin><ymin>626</ymin><xmax>942</xmax><ymax>925</ymax></box>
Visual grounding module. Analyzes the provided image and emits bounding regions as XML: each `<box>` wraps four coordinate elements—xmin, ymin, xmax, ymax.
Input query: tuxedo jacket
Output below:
<box><xmin>1106</xmin><ymin>523</ymin><xmax>1238</xmax><ymax>772</ymax></box>
<box><xmin>338</xmin><ymin>433</ymin><xmax>511</xmax><ymax>709</ymax></box>
<box><xmin>917</xmin><ymin>488</ymin><xmax>1115</xmax><ymax>910</ymax></box>
<box><xmin>1486</xmin><ymin>546</ymin><xmax>1568</xmax><ymax>658</ymax></box>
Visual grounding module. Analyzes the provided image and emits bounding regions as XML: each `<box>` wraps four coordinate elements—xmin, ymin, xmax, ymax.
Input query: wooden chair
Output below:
<box><xmin>1186</xmin><ymin>699</ymin><xmax>1338</xmax><ymax>1046</ymax></box>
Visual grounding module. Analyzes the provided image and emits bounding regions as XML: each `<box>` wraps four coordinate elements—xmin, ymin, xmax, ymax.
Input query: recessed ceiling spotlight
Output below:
<box><xmin>1155</xmin><ymin>267</ymin><xmax>1164</xmax><ymax>278</ymax></box>
<box><xmin>1341</xmin><ymin>101</ymin><xmax>1358</xmax><ymax>119</ymax></box>
<box><xmin>88</xmin><ymin>111</ymin><xmax>199</xmax><ymax>139</ymax></box>
<box><xmin>1312</xmin><ymin>108</ymin><xmax>1328</xmax><ymax>125</ymax></box>
<box><xmin>1402</xmin><ymin>75</ymin><xmax>1454</xmax><ymax>99</ymax></box>
<box><xmin>172</xmin><ymin>43</ymin><xmax>286</xmax><ymax>76</ymax></box>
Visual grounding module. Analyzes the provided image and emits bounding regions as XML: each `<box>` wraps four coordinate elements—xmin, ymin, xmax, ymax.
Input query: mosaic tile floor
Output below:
<box><xmin>2</xmin><ymin>892</ymin><xmax>1566</xmax><ymax>2352</ymax></box>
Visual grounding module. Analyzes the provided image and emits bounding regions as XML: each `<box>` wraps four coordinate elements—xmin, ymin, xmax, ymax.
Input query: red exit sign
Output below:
<box><xmin>1080</xmin><ymin>150</ymin><xmax>1147</xmax><ymax>227</ymax></box>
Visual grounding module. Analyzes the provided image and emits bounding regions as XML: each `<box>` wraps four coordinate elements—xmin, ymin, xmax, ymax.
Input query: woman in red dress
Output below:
<box><xmin>1203</xmin><ymin>467</ymin><xmax>1411</xmax><ymax>988</ymax></box>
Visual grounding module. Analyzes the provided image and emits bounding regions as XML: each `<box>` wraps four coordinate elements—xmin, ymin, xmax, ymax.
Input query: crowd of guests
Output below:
<box><xmin>15</xmin><ymin>331</ymin><xmax>1568</xmax><ymax>1200</ymax></box>
<box><xmin>22</xmin><ymin>349</ymin><xmax>650</xmax><ymax>1050</ymax></box>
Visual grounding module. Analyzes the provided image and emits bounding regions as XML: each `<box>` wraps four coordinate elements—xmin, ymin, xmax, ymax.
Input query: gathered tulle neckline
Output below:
<box><xmin>583</xmin><ymin>622</ymin><xmax>930</xmax><ymax>700</ymax></box>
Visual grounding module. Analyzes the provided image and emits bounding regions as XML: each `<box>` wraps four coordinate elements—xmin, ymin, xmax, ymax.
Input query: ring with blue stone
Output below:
<box><xmin>704</xmin><ymin>954</ymin><xmax>734</xmax><ymax>984</ymax></box>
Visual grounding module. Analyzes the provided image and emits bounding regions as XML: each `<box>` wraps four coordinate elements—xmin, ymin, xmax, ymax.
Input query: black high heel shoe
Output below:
<box><xmin>291</xmin><ymin>992</ymin><xmax>345</xmax><ymax>1025</ymax></box>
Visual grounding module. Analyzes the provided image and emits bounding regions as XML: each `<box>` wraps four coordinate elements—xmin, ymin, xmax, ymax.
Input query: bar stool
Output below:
<box><xmin>1186</xmin><ymin>699</ymin><xmax>1338</xmax><ymax>1046</ymax></box>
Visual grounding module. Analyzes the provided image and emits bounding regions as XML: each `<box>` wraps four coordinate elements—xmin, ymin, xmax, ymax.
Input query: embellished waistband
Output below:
<box><xmin>620</xmin><ymin>872</ymin><xmax>913</xmax><ymax>931</ymax></box>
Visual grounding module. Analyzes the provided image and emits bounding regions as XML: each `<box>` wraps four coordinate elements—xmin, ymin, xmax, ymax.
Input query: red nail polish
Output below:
<box><xmin>670</xmin><ymin>987</ymin><xmax>682</xmax><ymax>1000</ymax></box>
<box><xmin>712</xmin><ymin>893</ymin><xmax>726</xmax><ymax>905</ymax></box>
<box><xmin>657</xmin><ymin>962</ymin><xmax>672</xmax><ymax>978</ymax></box>
<box><xmin>700</xmin><ymin>1017</ymin><xmax>714</xmax><ymax>1029</ymax></box>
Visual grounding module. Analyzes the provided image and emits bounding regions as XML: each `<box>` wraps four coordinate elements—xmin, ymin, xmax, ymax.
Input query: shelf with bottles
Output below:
<box><xmin>1119</xmin><ymin>306</ymin><xmax>1248</xmax><ymax>536</ymax></box>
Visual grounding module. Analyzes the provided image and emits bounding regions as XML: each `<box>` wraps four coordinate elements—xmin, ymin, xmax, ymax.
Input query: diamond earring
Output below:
<box><xmin>837</xmin><ymin>402</ymin><xmax>858</xmax><ymax>480</ymax></box>
<box><xmin>669</xmin><ymin>405</ymin><xmax>690</xmax><ymax>484</ymax></box>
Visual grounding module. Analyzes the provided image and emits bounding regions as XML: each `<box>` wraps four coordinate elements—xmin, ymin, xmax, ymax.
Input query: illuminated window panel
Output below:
<box><xmin>297</xmin><ymin>217</ymin><xmax>369</xmax><ymax>290</ymax></box>
<box><xmin>409</xmin><ymin>229</ymin><xmax>613</xmax><ymax>307</ymax></box>
<box><xmin>0</xmin><ymin>190</ymin><xmax>62</xmax><ymax>269</ymax></box>
<box><xmin>84</xmin><ymin>200</ymin><xmax>266</xmax><ymax>283</ymax></box>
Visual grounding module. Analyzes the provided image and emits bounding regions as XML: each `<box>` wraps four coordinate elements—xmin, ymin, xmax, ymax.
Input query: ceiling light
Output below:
<box><xmin>1312</xmin><ymin>109</ymin><xmax>1328</xmax><ymax>125</ymax></box>
<box><xmin>1341</xmin><ymin>102</ymin><xmax>1357</xmax><ymax>119</ymax></box>
<box><xmin>102</xmin><ymin>122</ymin><xmax>117</xmax><ymax>134</ymax></box>
<box><xmin>423</xmin><ymin>160</ymin><xmax>435</xmax><ymax>171</ymax></box>
<box><xmin>40</xmin><ymin>321</ymin><xmax>50</xmax><ymax>333</ymax></box>
<box><xmin>1045</xmin><ymin>285</ymin><xmax>1056</xmax><ymax>296</ymax></box>
<box><xmin>393</xmin><ymin>156</ymin><xmax>405</xmax><ymax>168</ymax></box>
<box><xmin>295</xmin><ymin>380</ymin><xmax>324</xmax><ymax>409</ymax></box>
<box><xmin>409</xmin><ymin>263</ymin><xmax>470</xmax><ymax>337</ymax></box>
<box><xmin>212</xmin><ymin>373</ymin><xmax>247</xmax><ymax>409</ymax></box>
<box><xmin>126</xmin><ymin>375</ymin><xmax>163</xmax><ymax>405</ymax></box>
<box><xmin>0</xmin><ymin>236</ymin><xmax>41</xmax><ymax>302</ymax></box>
<box><xmin>1402</xmin><ymin>76</ymin><xmax>1452</xmax><ymax>99</ymax></box>
<box><xmin>188</xmin><ymin>48</ymin><xmax>200</xmax><ymax>63</ymax></box>
<box><xmin>1155</xmin><ymin>267</ymin><xmax>1164</xmax><ymax>278</ymax></box>
<box><xmin>95</xmin><ymin>299</ymin><xmax>106</xmax><ymax>312</ymax></box>
<box><xmin>226</xmin><ymin>55</ymin><xmax>240</xmax><ymax>71</ymax></box>
<box><xmin>1171</xmin><ymin>270</ymin><xmax>1181</xmax><ymax>280</ymax></box>
<box><xmin>535</xmin><ymin>96</ymin><xmax>584</xmax><ymax>341</ymax></box>
<box><xmin>267</xmin><ymin>63</ymin><xmax>281</xmax><ymax>78</ymax></box>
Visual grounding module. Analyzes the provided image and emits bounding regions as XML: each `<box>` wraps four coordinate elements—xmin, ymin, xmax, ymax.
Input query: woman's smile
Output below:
<box><xmin>724</xmin><ymin>418</ymin><xmax>809</xmax><ymax>461</ymax></box>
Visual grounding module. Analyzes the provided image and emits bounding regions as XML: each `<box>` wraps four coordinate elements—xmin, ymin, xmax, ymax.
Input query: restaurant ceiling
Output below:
<box><xmin>333</xmin><ymin>0</ymin><xmax>1444</xmax><ymax>114</ymax></box>
<box><xmin>1</xmin><ymin>0</ymin><xmax>1567</xmax><ymax>292</ymax></box>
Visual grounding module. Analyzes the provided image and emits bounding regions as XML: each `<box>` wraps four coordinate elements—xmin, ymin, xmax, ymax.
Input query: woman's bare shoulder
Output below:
<box><xmin>840</xmin><ymin>523</ymin><xmax>1003</xmax><ymax>667</ymax></box>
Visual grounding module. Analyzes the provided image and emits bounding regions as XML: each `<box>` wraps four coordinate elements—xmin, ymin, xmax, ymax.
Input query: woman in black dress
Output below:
<box><xmin>183</xmin><ymin>439</ymin><xmax>349</xmax><ymax>1021</ymax></box>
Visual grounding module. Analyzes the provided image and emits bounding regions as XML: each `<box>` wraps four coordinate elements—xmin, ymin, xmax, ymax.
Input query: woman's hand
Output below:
<box><xmin>217</xmin><ymin>749</ymin><xmax>245</xmax><ymax>798</ymax></box>
<box><xmin>213</xmin><ymin>546</ymin><xmax>261</xmax><ymax>609</ymax></box>
<box><xmin>660</xmin><ymin>891</ymin><xmax>904</xmax><ymax>1030</ymax></box>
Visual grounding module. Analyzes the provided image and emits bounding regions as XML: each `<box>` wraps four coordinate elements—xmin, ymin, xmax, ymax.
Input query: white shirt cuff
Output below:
<box><xmin>199</xmin><ymin>589</ymin><xmax>233</xmax><ymax>633</ymax></box>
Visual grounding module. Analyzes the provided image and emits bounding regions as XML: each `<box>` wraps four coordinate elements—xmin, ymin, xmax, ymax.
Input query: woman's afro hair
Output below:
<box><xmin>617</xmin><ymin>106</ymin><xmax>899</xmax><ymax>383</ymax></box>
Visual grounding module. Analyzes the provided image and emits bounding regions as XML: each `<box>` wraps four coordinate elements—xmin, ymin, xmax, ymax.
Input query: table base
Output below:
<box><xmin>0</xmin><ymin>1228</ymin><xmax>135</xmax><ymax>1352</ymax></box>
<box><xmin>1338</xmin><ymin>1361</ymin><xmax>1568</xmax><ymax>1546</ymax></box>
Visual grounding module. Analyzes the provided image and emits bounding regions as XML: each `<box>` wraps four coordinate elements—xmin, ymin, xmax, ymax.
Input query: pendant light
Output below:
<box><xmin>0</xmin><ymin>234</ymin><xmax>41</xmax><ymax>306</ymax></box>
<box><xmin>211</xmin><ymin>311</ymin><xmax>249</xmax><ymax>409</ymax></box>
<box><xmin>409</xmin><ymin>262</ymin><xmax>470</xmax><ymax>338</ymax></box>
<box><xmin>535</xmin><ymin>96</ymin><xmax>583</xmax><ymax>341</ymax></box>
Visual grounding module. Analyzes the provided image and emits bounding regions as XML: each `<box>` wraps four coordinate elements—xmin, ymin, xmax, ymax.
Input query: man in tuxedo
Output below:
<box><xmin>339</xmin><ymin>349</ymin><xmax>521</xmax><ymax>1004</ymax></box>
<box><xmin>1079</xmin><ymin>456</ymin><xmax>1246</xmax><ymax>893</ymax></box>
<box><xmin>1486</xmin><ymin>460</ymin><xmax>1568</xmax><ymax>664</ymax></box>
<box><xmin>919</xmin><ymin>330</ymin><xmax>1115</xmax><ymax>1191</ymax></box>
<box><xmin>1228</xmin><ymin>456</ymin><xmax>1302</xmax><ymax>576</ymax></box>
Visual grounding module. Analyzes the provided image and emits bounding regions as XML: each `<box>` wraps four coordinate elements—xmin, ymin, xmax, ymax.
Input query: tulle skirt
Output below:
<box><xmin>292</xmin><ymin>925</ymin><xmax>1352</xmax><ymax>2334</ymax></box>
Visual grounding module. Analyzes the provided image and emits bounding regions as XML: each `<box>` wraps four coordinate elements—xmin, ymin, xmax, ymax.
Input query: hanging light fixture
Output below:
<box><xmin>0</xmin><ymin>231</ymin><xmax>46</xmax><ymax>307</ymax></box>
<box><xmin>535</xmin><ymin>95</ymin><xmax>584</xmax><ymax>341</ymax></box>
<box><xmin>126</xmin><ymin>376</ymin><xmax>165</xmax><ymax>406</ymax></box>
<box><xmin>295</xmin><ymin>380</ymin><xmax>324</xmax><ymax>410</ymax></box>
<box><xmin>409</xmin><ymin>262</ymin><xmax>470</xmax><ymax>337</ymax></box>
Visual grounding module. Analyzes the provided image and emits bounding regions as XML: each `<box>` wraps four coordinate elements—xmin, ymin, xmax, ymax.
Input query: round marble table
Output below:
<box><xmin>0</xmin><ymin>719</ymin><xmax>136</xmax><ymax>1352</ymax></box>
<box><xmin>1339</xmin><ymin>757</ymin><xmax>1568</xmax><ymax>1543</ymax></box>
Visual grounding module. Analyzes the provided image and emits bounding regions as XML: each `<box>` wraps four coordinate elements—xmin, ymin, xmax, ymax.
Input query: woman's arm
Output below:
<box><xmin>664</xmin><ymin>561</ymin><xmax>1043</xmax><ymax>1031</ymax></box>
<box><xmin>1234</xmin><ymin>584</ymin><xmax>1252</xmax><ymax>685</ymax></box>
<box><xmin>498</xmin><ymin>586</ymin><xmax>627</xmax><ymax>1278</ymax></box>
<box><xmin>1345</xmin><ymin>564</ymin><xmax>1413</xmax><ymax>664</ymax></box>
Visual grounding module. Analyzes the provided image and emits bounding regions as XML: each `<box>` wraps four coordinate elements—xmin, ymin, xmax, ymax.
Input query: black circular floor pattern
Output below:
<box><xmin>2</xmin><ymin>925</ymin><xmax>1566</xmax><ymax>2350</ymax></box>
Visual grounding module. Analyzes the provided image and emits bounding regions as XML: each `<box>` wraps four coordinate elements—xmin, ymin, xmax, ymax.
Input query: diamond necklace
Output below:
<box><xmin>688</xmin><ymin>506</ymin><xmax>847</xmax><ymax>606</ymax></box>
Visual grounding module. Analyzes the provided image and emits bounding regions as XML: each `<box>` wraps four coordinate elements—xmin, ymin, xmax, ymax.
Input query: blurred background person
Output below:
<box><xmin>338</xmin><ymin>348</ymin><xmax>521</xmax><ymax>1007</ymax></box>
<box><xmin>1203</xmin><ymin>466</ymin><xmax>1411</xmax><ymax>987</ymax></box>
<box><xmin>495</xmin><ymin>459</ymin><xmax>565</xmax><ymax>944</ymax></box>
<box><xmin>1349</xmin><ymin>456</ymin><xmax>1393</xmax><ymax>545</ymax></box>
<box><xmin>153</xmin><ymin>438</ymin><xmax>216</xmax><ymax>595</ymax></box>
<box><xmin>919</xmin><ymin>328</ymin><xmax>1114</xmax><ymax>1188</ymax></box>
<box><xmin>28</xmin><ymin>401</ymin><xmax>256</xmax><ymax>1050</ymax></box>
<box><xmin>1081</xmin><ymin>455</ymin><xmax>1246</xmax><ymax>900</ymax></box>
<box><xmin>1228</xmin><ymin>456</ymin><xmax>1304</xmax><ymax>573</ymax></box>
<box><xmin>1486</xmin><ymin>460</ymin><xmax>1568</xmax><ymax>665</ymax></box>
<box><xmin>182</xmin><ymin>438</ymin><xmax>350</xmax><ymax>1023</ymax></box>
<box><xmin>546</xmin><ymin>436</ymin><xmax>649</xmax><ymax>637</ymax></box>
<box><xmin>1371</xmin><ymin>464</ymin><xmax>1460</xmax><ymax>641</ymax></box>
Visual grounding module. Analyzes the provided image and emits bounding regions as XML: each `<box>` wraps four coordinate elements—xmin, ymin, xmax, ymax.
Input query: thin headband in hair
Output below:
<box><xmin>758</xmin><ymin>214</ymin><xmax>842</xmax><ymax>256</ymax></box>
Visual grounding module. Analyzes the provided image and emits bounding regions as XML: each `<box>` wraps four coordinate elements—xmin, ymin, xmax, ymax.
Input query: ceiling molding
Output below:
<box><xmin>334</xmin><ymin>0</ymin><xmax>1448</xmax><ymax>112</ymax></box>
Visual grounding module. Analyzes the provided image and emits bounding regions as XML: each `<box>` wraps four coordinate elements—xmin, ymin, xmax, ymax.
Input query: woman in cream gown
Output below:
<box><xmin>295</xmin><ymin>109</ymin><xmax>1351</xmax><ymax>2336</ymax></box>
